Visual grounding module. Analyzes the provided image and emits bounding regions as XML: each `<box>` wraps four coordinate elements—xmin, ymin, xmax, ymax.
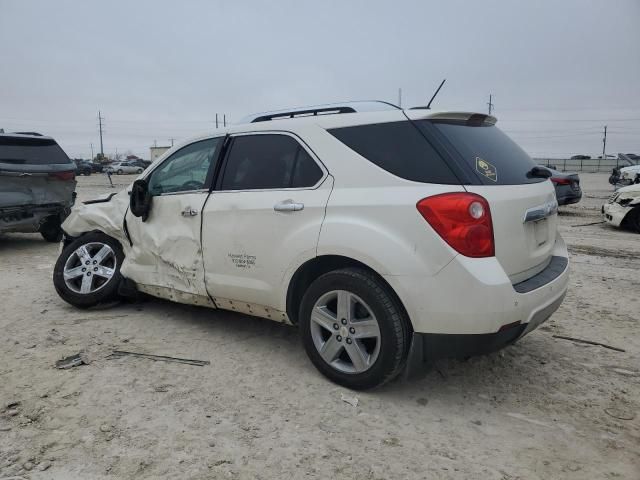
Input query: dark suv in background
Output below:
<box><xmin>0</xmin><ymin>133</ymin><xmax>76</xmax><ymax>241</ymax></box>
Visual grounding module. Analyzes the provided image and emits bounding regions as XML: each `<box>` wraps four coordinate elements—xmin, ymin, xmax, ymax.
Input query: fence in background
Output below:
<box><xmin>534</xmin><ymin>157</ymin><xmax>638</xmax><ymax>173</ymax></box>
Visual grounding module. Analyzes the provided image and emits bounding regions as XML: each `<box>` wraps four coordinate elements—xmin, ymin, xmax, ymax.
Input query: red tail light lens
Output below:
<box><xmin>416</xmin><ymin>193</ymin><xmax>494</xmax><ymax>258</ymax></box>
<box><xmin>48</xmin><ymin>171</ymin><xmax>75</xmax><ymax>181</ymax></box>
<box><xmin>550</xmin><ymin>177</ymin><xmax>570</xmax><ymax>185</ymax></box>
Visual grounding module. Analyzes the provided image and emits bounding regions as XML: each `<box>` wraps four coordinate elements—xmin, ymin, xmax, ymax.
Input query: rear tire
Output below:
<box><xmin>299</xmin><ymin>268</ymin><xmax>410</xmax><ymax>390</ymax></box>
<box><xmin>39</xmin><ymin>216</ymin><xmax>63</xmax><ymax>242</ymax></box>
<box><xmin>117</xmin><ymin>169</ymin><xmax>123</xmax><ymax>175</ymax></box>
<box><xmin>53</xmin><ymin>232</ymin><xmax>124</xmax><ymax>308</ymax></box>
<box><xmin>137</xmin><ymin>168</ymin><xmax>143</xmax><ymax>174</ymax></box>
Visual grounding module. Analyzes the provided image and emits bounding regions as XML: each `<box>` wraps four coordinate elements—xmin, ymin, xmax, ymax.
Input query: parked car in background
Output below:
<box><xmin>537</xmin><ymin>165</ymin><xmax>582</xmax><ymax>205</ymax></box>
<box><xmin>90</xmin><ymin>162</ymin><xmax>103</xmax><ymax>173</ymax></box>
<box><xmin>54</xmin><ymin>102</ymin><xmax>569</xmax><ymax>389</ymax></box>
<box><xmin>570</xmin><ymin>154</ymin><xmax>591</xmax><ymax>160</ymax></box>
<box><xmin>0</xmin><ymin>132</ymin><xmax>76</xmax><ymax>241</ymax></box>
<box><xmin>602</xmin><ymin>183</ymin><xmax>640</xmax><ymax>233</ymax></box>
<box><xmin>104</xmin><ymin>161</ymin><xmax>144</xmax><ymax>175</ymax></box>
<box><xmin>75</xmin><ymin>160</ymin><xmax>93</xmax><ymax>176</ymax></box>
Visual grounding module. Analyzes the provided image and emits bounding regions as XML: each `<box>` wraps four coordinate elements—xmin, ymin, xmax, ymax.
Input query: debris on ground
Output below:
<box><xmin>55</xmin><ymin>353</ymin><xmax>90</xmax><ymax>369</ymax></box>
<box><xmin>340</xmin><ymin>393</ymin><xmax>359</xmax><ymax>407</ymax></box>
<box><xmin>107</xmin><ymin>350</ymin><xmax>210</xmax><ymax>366</ymax></box>
<box><xmin>552</xmin><ymin>335</ymin><xmax>625</xmax><ymax>352</ymax></box>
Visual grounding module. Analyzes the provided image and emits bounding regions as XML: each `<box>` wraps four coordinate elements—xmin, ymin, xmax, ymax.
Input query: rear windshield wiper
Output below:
<box><xmin>527</xmin><ymin>166</ymin><xmax>552</xmax><ymax>179</ymax></box>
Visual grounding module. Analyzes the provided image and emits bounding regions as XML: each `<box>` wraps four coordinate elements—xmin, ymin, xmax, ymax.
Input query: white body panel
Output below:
<box><xmin>201</xmin><ymin>175</ymin><xmax>333</xmax><ymax>315</ymax></box>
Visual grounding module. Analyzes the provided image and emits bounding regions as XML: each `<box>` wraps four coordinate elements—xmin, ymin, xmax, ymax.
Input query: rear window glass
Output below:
<box><xmin>0</xmin><ymin>136</ymin><xmax>71</xmax><ymax>165</ymax></box>
<box><xmin>419</xmin><ymin>121</ymin><xmax>544</xmax><ymax>185</ymax></box>
<box><xmin>328</xmin><ymin>121</ymin><xmax>460</xmax><ymax>184</ymax></box>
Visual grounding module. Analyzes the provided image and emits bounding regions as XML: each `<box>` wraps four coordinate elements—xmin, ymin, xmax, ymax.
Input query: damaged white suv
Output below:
<box><xmin>54</xmin><ymin>102</ymin><xmax>569</xmax><ymax>389</ymax></box>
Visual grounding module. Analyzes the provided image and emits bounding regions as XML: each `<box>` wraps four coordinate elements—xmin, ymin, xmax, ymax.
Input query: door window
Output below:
<box><xmin>220</xmin><ymin>134</ymin><xmax>322</xmax><ymax>190</ymax></box>
<box><xmin>148</xmin><ymin>138</ymin><xmax>220</xmax><ymax>195</ymax></box>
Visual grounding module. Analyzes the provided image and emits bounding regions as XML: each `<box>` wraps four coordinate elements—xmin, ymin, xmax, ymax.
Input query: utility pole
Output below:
<box><xmin>98</xmin><ymin>111</ymin><xmax>104</xmax><ymax>158</ymax></box>
<box><xmin>215</xmin><ymin>114</ymin><xmax>219</xmax><ymax>129</ymax></box>
<box><xmin>90</xmin><ymin>143</ymin><xmax>94</xmax><ymax>161</ymax></box>
<box><xmin>223</xmin><ymin>114</ymin><xmax>226</xmax><ymax>127</ymax></box>
<box><xmin>169</xmin><ymin>138</ymin><xmax>175</xmax><ymax>147</ymax></box>
<box><xmin>602</xmin><ymin>125</ymin><xmax>607</xmax><ymax>159</ymax></box>
<box><xmin>398</xmin><ymin>88</ymin><xmax>402</xmax><ymax>108</ymax></box>
<box><xmin>487</xmin><ymin>94</ymin><xmax>494</xmax><ymax>115</ymax></box>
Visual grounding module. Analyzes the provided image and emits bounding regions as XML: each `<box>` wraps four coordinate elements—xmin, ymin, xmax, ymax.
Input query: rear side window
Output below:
<box><xmin>0</xmin><ymin>136</ymin><xmax>71</xmax><ymax>165</ymax></box>
<box><xmin>328</xmin><ymin>121</ymin><xmax>459</xmax><ymax>184</ymax></box>
<box><xmin>221</xmin><ymin>134</ymin><xmax>323</xmax><ymax>190</ymax></box>
<box><xmin>419</xmin><ymin>121</ymin><xmax>544</xmax><ymax>185</ymax></box>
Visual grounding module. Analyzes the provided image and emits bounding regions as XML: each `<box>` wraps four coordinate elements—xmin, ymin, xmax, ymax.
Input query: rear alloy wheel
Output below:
<box><xmin>117</xmin><ymin>169</ymin><xmax>123</xmax><ymax>175</ymax></box>
<box><xmin>137</xmin><ymin>168</ymin><xmax>143</xmax><ymax>174</ymax></box>
<box><xmin>300</xmin><ymin>268</ymin><xmax>410</xmax><ymax>390</ymax></box>
<box><xmin>53</xmin><ymin>232</ymin><xmax>124</xmax><ymax>308</ymax></box>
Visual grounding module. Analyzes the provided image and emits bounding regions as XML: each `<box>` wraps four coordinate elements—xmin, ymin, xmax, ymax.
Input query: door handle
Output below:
<box><xmin>274</xmin><ymin>200</ymin><xmax>304</xmax><ymax>212</ymax></box>
<box><xmin>181</xmin><ymin>207</ymin><xmax>198</xmax><ymax>217</ymax></box>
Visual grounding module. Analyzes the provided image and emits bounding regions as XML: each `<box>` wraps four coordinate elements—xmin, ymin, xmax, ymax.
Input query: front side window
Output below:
<box><xmin>220</xmin><ymin>134</ymin><xmax>322</xmax><ymax>190</ymax></box>
<box><xmin>148</xmin><ymin>138</ymin><xmax>220</xmax><ymax>195</ymax></box>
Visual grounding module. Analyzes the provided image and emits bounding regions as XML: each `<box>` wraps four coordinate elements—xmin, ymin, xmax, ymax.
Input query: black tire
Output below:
<box><xmin>117</xmin><ymin>169</ymin><xmax>123</xmax><ymax>175</ymax></box>
<box><xmin>623</xmin><ymin>207</ymin><xmax>640</xmax><ymax>233</ymax></box>
<box><xmin>136</xmin><ymin>169</ymin><xmax>143</xmax><ymax>174</ymax></box>
<box><xmin>53</xmin><ymin>232</ymin><xmax>124</xmax><ymax>308</ymax></box>
<box><xmin>39</xmin><ymin>216</ymin><xmax>63</xmax><ymax>242</ymax></box>
<box><xmin>299</xmin><ymin>268</ymin><xmax>410</xmax><ymax>390</ymax></box>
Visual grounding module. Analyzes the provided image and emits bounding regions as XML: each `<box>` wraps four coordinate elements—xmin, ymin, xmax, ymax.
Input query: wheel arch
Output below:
<box><xmin>285</xmin><ymin>254</ymin><xmax>411</xmax><ymax>328</ymax></box>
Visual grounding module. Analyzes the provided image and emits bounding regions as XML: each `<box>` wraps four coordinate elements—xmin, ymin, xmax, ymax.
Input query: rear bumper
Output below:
<box><xmin>555</xmin><ymin>189</ymin><xmax>582</xmax><ymax>206</ymax></box>
<box><xmin>404</xmin><ymin>290</ymin><xmax>566</xmax><ymax>376</ymax></box>
<box><xmin>0</xmin><ymin>203</ymin><xmax>71</xmax><ymax>233</ymax></box>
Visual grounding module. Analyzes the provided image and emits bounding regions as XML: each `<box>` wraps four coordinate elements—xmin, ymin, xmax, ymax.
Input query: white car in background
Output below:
<box><xmin>104</xmin><ymin>161</ymin><xmax>144</xmax><ymax>175</ymax></box>
<box><xmin>603</xmin><ymin>183</ymin><xmax>640</xmax><ymax>232</ymax></box>
<box><xmin>53</xmin><ymin>101</ymin><xmax>569</xmax><ymax>389</ymax></box>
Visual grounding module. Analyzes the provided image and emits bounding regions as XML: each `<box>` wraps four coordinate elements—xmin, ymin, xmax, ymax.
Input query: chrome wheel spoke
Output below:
<box><xmin>76</xmin><ymin>245</ymin><xmax>91</xmax><ymax>263</ymax></box>
<box><xmin>80</xmin><ymin>274</ymin><xmax>93</xmax><ymax>294</ymax></box>
<box><xmin>319</xmin><ymin>336</ymin><xmax>343</xmax><ymax>363</ymax></box>
<box><xmin>92</xmin><ymin>245</ymin><xmax>112</xmax><ymax>264</ymax></box>
<box><xmin>94</xmin><ymin>265</ymin><xmax>114</xmax><ymax>279</ymax></box>
<box><xmin>352</xmin><ymin>319</ymin><xmax>380</xmax><ymax>339</ymax></box>
<box><xmin>336</xmin><ymin>290</ymin><xmax>352</xmax><ymax>323</ymax></box>
<box><xmin>311</xmin><ymin>306</ymin><xmax>337</xmax><ymax>332</ymax></box>
<box><xmin>63</xmin><ymin>266</ymin><xmax>85</xmax><ymax>280</ymax></box>
<box><xmin>344</xmin><ymin>341</ymin><xmax>368</xmax><ymax>371</ymax></box>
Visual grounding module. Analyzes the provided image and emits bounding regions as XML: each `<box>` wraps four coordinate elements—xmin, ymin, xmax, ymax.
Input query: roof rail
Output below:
<box><xmin>239</xmin><ymin>100</ymin><xmax>400</xmax><ymax>124</ymax></box>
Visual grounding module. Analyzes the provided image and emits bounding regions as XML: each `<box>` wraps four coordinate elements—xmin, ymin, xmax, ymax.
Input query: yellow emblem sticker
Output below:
<box><xmin>476</xmin><ymin>157</ymin><xmax>497</xmax><ymax>182</ymax></box>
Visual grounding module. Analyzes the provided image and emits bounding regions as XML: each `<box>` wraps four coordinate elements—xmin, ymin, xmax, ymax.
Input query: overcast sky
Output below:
<box><xmin>1</xmin><ymin>0</ymin><xmax>639</xmax><ymax>159</ymax></box>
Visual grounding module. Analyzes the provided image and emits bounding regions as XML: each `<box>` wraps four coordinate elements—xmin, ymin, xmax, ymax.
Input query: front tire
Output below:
<box><xmin>53</xmin><ymin>232</ymin><xmax>124</xmax><ymax>308</ymax></box>
<box><xmin>299</xmin><ymin>268</ymin><xmax>410</xmax><ymax>390</ymax></box>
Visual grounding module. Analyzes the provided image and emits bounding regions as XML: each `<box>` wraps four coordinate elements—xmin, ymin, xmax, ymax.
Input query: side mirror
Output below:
<box><xmin>130</xmin><ymin>179</ymin><xmax>152</xmax><ymax>221</ymax></box>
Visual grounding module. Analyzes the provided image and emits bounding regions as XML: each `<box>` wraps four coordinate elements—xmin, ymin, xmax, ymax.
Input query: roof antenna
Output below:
<box><xmin>425</xmin><ymin>78</ymin><xmax>446</xmax><ymax>109</ymax></box>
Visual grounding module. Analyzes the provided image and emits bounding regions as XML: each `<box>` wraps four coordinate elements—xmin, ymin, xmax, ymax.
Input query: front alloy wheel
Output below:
<box><xmin>53</xmin><ymin>232</ymin><xmax>124</xmax><ymax>308</ymax></box>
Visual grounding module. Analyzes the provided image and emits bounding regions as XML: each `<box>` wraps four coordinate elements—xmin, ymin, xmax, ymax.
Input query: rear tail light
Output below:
<box><xmin>416</xmin><ymin>193</ymin><xmax>494</xmax><ymax>258</ymax></box>
<box><xmin>550</xmin><ymin>177</ymin><xmax>570</xmax><ymax>185</ymax></box>
<box><xmin>48</xmin><ymin>171</ymin><xmax>75</xmax><ymax>181</ymax></box>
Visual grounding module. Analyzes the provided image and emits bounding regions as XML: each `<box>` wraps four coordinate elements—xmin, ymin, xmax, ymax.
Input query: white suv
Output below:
<box><xmin>53</xmin><ymin>102</ymin><xmax>569</xmax><ymax>389</ymax></box>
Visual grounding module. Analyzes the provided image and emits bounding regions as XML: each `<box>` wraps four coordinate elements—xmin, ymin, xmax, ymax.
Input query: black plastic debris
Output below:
<box><xmin>55</xmin><ymin>353</ymin><xmax>90</xmax><ymax>369</ymax></box>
